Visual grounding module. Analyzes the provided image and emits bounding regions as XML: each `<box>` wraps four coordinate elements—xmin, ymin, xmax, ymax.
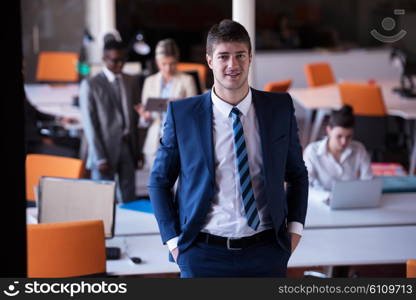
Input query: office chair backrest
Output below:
<box><xmin>304</xmin><ymin>62</ymin><xmax>335</xmax><ymax>87</ymax></box>
<box><xmin>339</xmin><ymin>82</ymin><xmax>388</xmax><ymax>162</ymax></box>
<box><xmin>338</xmin><ymin>82</ymin><xmax>387</xmax><ymax>116</ymax></box>
<box><xmin>36</xmin><ymin>51</ymin><xmax>79</xmax><ymax>82</ymax></box>
<box><xmin>408</xmin><ymin>260</ymin><xmax>416</xmax><ymax>278</ymax></box>
<box><xmin>264</xmin><ymin>79</ymin><xmax>293</xmax><ymax>92</ymax></box>
<box><xmin>177</xmin><ymin>62</ymin><xmax>207</xmax><ymax>90</ymax></box>
<box><xmin>27</xmin><ymin>220</ymin><xmax>106</xmax><ymax>277</ymax></box>
<box><xmin>26</xmin><ymin>154</ymin><xmax>85</xmax><ymax>202</ymax></box>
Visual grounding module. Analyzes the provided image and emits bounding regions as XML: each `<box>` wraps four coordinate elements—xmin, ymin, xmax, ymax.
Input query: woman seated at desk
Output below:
<box><xmin>303</xmin><ymin>105</ymin><xmax>373</xmax><ymax>199</ymax></box>
<box><xmin>136</xmin><ymin>38</ymin><xmax>197</xmax><ymax>169</ymax></box>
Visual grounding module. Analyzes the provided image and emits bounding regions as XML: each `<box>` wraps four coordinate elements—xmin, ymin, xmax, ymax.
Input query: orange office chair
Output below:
<box><xmin>338</xmin><ymin>82</ymin><xmax>387</xmax><ymax>116</ymax></box>
<box><xmin>304</xmin><ymin>62</ymin><xmax>335</xmax><ymax>87</ymax></box>
<box><xmin>264</xmin><ymin>79</ymin><xmax>293</xmax><ymax>92</ymax></box>
<box><xmin>36</xmin><ymin>51</ymin><xmax>79</xmax><ymax>82</ymax></box>
<box><xmin>27</xmin><ymin>220</ymin><xmax>106</xmax><ymax>277</ymax></box>
<box><xmin>407</xmin><ymin>260</ymin><xmax>416</xmax><ymax>278</ymax></box>
<box><xmin>25</xmin><ymin>154</ymin><xmax>85</xmax><ymax>202</ymax></box>
<box><xmin>338</xmin><ymin>82</ymin><xmax>388</xmax><ymax>161</ymax></box>
<box><xmin>177</xmin><ymin>62</ymin><xmax>208</xmax><ymax>90</ymax></box>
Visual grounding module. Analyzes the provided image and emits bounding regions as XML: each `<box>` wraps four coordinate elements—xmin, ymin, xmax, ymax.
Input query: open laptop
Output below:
<box><xmin>329</xmin><ymin>178</ymin><xmax>383</xmax><ymax>209</ymax></box>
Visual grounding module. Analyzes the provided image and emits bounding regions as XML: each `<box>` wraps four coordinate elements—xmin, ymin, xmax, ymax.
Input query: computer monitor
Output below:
<box><xmin>37</xmin><ymin>177</ymin><xmax>116</xmax><ymax>238</ymax></box>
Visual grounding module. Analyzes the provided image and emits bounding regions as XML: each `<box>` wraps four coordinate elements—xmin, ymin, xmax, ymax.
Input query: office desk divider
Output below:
<box><xmin>38</xmin><ymin>177</ymin><xmax>116</xmax><ymax>238</ymax></box>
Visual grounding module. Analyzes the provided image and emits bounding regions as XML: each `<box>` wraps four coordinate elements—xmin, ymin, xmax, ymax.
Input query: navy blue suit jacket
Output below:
<box><xmin>148</xmin><ymin>88</ymin><xmax>308</xmax><ymax>258</ymax></box>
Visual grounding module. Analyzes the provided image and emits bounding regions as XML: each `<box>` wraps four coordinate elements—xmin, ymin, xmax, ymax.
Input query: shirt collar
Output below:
<box><xmin>317</xmin><ymin>136</ymin><xmax>354</xmax><ymax>162</ymax></box>
<box><xmin>317</xmin><ymin>136</ymin><xmax>329</xmax><ymax>156</ymax></box>
<box><xmin>211</xmin><ymin>87</ymin><xmax>252</xmax><ymax>118</ymax></box>
<box><xmin>103</xmin><ymin>67</ymin><xmax>121</xmax><ymax>83</ymax></box>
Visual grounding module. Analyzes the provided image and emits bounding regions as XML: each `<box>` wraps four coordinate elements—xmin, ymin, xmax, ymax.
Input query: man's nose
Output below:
<box><xmin>227</xmin><ymin>56</ymin><xmax>238</xmax><ymax>68</ymax></box>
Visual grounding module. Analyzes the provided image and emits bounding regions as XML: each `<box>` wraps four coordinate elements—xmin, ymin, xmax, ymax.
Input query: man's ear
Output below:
<box><xmin>206</xmin><ymin>54</ymin><xmax>213</xmax><ymax>70</ymax></box>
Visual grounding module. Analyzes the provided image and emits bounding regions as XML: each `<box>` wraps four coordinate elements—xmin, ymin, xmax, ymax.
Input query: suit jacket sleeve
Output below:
<box><xmin>79</xmin><ymin>79</ymin><xmax>107</xmax><ymax>163</ymax></box>
<box><xmin>148</xmin><ymin>102</ymin><xmax>181</xmax><ymax>243</ymax></box>
<box><xmin>284</xmin><ymin>97</ymin><xmax>309</xmax><ymax>225</ymax></box>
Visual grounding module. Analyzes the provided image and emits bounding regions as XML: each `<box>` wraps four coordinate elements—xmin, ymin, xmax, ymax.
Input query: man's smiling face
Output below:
<box><xmin>206</xmin><ymin>41</ymin><xmax>252</xmax><ymax>93</ymax></box>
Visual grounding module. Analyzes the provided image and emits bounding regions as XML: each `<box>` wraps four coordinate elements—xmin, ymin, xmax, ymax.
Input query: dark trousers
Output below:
<box><xmin>177</xmin><ymin>239</ymin><xmax>291</xmax><ymax>278</ymax></box>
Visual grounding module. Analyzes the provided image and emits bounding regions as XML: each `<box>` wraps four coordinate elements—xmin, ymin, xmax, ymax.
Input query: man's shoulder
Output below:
<box><xmin>251</xmin><ymin>88</ymin><xmax>292</xmax><ymax>105</ymax></box>
<box><xmin>171</xmin><ymin>92</ymin><xmax>209</xmax><ymax>109</ymax></box>
<box><xmin>82</xmin><ymin>72</ymin><xmax>106</xmax><ymax>87</ymax></box>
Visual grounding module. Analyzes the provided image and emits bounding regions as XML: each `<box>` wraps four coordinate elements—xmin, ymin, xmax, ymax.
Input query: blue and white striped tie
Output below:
<box><xmin>230</xmin><ymin>107</ymin><xmax>260</xmax><ymax>230</ymax></box>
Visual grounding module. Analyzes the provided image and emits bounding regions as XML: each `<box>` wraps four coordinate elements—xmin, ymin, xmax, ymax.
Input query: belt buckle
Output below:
<box><xmin>226</xmin><ymin>237</ymin><xmax>242</xmax><ymax>250</ymax></box>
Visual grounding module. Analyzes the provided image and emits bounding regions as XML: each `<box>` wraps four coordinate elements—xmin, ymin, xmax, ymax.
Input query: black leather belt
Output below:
<box><xmin>196</xmin><ymin>229</ymin><xmax>276</xmax><ymax>250</ymax></box>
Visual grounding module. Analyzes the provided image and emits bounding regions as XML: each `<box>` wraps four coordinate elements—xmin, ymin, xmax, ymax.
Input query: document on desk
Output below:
<box><xmin>38</xmin><ymin>177</ymin><xmax>116</xmax><ymax>237</ymax></box>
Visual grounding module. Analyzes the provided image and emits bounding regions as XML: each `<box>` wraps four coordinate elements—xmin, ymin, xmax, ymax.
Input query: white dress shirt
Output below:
<box><xmin>303</xmin><ymin>136</ymin><xmax>373</xmax><ymax>195</ymax></box>
<box><xmin>166</xmin><ymin>87</ymin><xmax>303</xmax><ymax>251</ymax></box>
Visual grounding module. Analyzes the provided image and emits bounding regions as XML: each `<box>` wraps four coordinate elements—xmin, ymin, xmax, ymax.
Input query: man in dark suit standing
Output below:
<box><xmin>79</xmin><ymin>40</ymin><xmax>140</xmax><ymax>203</ymax></box>
<box><xmin>149</xmin><ymin>19</ymin><xmax>308</xmax><ymax>277</ymax></box>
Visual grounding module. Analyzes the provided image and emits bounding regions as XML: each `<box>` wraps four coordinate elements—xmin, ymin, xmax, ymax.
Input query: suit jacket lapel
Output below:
<box><xmin>99</xmin><ymin>72</ymin><xmax>122</xmax><ymax>113</ymax></box>
<box><xmin>252</xmin><ymin>89</ymin><xmax>272</xmax><ymax>182</ymax></box>
<box><xmin>193</xmin><ymin>92</ymin><xmax>215</xmax><ymax>178</ymax></box>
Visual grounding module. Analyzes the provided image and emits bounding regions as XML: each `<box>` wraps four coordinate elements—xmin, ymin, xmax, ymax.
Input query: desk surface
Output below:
<box><xmin>24</xmin><ymin>84</ymin><xmax>82</xmax><ymax>128</ymax></box>
<box><xmin>106</xmin><ymin>225</ymin><xmax>416</xmax><ymax>275</ymax></box>
<box><xmin>25</xmin><ymin>84</ymin><xmax>79</xmax><ymax>105</ymax></box>
<box><xmin>306</xmin><ymin>192</ymin><xmax>416</xmax><ymax>229</ymax></box>
<box><xmin>106</xmin><ymin>235</ymin><xmax>179</xmax><ymax>276</ymax></box>
<box><xmin>290</xmin><ymin>225</ymin><xmax>416</xmax><ymax>267</ymax></box>
<box><xmin>27</xmin><ymin>206</ymin><xmax>159</xmax><ymax>236</ymax></box>
<box><xmin>115</xmin><ymin>207</ymin><xmax>159</xmax><ymax>236</ymax></box>
<box><xmin>290</xmin><ymin>80</ymin><xmax>416</xmax><ymax>120</ymax></box>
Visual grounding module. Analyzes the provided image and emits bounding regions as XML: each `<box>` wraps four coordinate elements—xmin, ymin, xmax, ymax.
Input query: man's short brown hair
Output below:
<box><xmin>206</xmin><ymin>19</ymin><xmax>251</xmax><ymax>56</ymax></box>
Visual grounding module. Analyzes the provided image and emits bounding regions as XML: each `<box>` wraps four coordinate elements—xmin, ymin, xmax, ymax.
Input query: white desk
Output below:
<box><xmin>106</xmin><ymin>235</ymin><xmax>179</xmax><ymax>276</ymax></box>
<box><xmin>305</xmin><ymin>192</ymin><xmax>416</xmax><ymax>229</ymax></box>
<box><xmin>24</xmin><ymin>83</ymin><xmax>83</xmax><ymax>129</ymax></box>
<box><xmin>114</xmin><ymin>207</ymin><xmax>159</xmax><ymax>236</ymax></box>
<box><xmin>27</xmin><ymin>206</ymin><xmax>159</xmax><ymax>236</ymax></box>
<box><xmin>290</xmin><ymin>80</ymin><xmax>416</xmax><ymax>174</ymax></box>
<box><xmin>290</xmin><ymin>225</ymin><xmax>416</xmax><ymax>267</ymax></box>
<box><xmin>105</xmin><ymin>225</ymin><xmax>416</xmax><ymax>275</ymax></box>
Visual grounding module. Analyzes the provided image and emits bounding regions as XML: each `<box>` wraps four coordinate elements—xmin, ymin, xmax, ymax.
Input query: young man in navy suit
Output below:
<box><xmin>149</xmin><ymin>19</ymin><xmax>308</xmax><ymax>277</ymax></box>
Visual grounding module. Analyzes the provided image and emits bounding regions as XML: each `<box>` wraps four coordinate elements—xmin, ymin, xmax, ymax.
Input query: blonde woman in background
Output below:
<box><xmin>136</xmin><ymin>39</ymin><xmax>197</xmax><ymax>169</ymax></box>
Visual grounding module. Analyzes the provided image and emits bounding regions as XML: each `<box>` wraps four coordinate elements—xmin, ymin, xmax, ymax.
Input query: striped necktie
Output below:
<box><xmin>230</xmin><ymin>107</ymin><xmax>260</xmax><ymax>230</ymax></box>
